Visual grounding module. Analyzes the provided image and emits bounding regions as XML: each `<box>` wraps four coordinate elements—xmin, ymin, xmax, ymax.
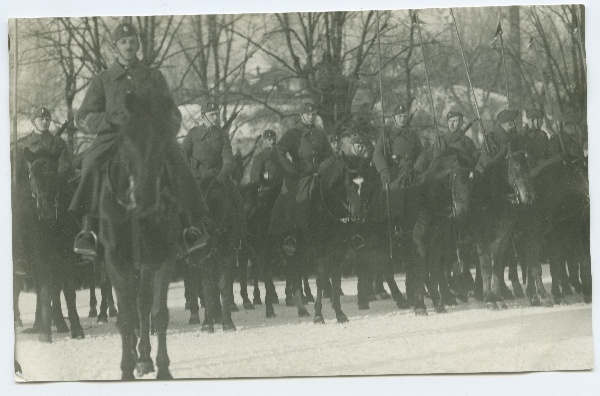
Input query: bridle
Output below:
<box><xmin>318</xmin><ymin>169</ymin><xmax>365</xmax><ymax>224</ymax></box>
<box><xmin>507</xmin><ymin>148</ymin><xmax>532</xmax><ymax>205</ymax></box>
<box><xmin>27</xmin><ymin>159</ymin><xmax>59</xmax><ymax>221</ymax></box>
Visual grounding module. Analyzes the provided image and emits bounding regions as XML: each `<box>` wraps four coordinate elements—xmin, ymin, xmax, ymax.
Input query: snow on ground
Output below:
<box><xmin>14</xmin><ymin>265</ymin><xmax>593</xmax><ymax>382</ymax></box>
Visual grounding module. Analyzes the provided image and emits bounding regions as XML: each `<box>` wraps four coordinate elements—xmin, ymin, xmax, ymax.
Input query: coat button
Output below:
<box><xmin>126</xmin><ymin>75</ymin><xmax>132</xmax><ymax>80</ymax></box>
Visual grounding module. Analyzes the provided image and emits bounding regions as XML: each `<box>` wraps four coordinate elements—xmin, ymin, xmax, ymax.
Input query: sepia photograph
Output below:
<box><xmin>4</xmin><ymin>0</ymin><xmax>595</xmax><ymax>391</ymax></box>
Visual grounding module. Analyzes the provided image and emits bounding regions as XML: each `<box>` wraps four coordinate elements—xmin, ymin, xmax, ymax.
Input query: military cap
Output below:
<box><xmin>497</xmin><ymin>109</ymin><xmax>520</xmax><ymax>123</ymax></box>
<box><xmin>392</xmin><ymin>104</ymin><xmax>408</xmax><ymax>116</ymax></box>
<box><xmin>30</xmin><ymin>107</ymin><xmax>51</xmax><ymax>121</ymax></box>
<box><xmin>329</xmin><ymin>134</ymin><xmax>341</xmax><ymax>143</ymax></box>
<box><xmin>203</xmin><ymin>101</ymin><xmax>219</xmax><ymax>113</ymax></box>
<box><xmin>526</xmin><ymin>108</ymin><xmax>544</xmax><ymax>120</ymax></box>
<box><xmin>447</xmin><ymin>109</ymin><xmax>464</xmax><ymax>120</ymax></box>
<box><xmin>302</xmin><ymin>102</ymin><xmax>317</xmax><ymax>113</ymax></box>
<box><xmin>262</xmin><ymin>129</ymin><xmax>277</xmax><ymax>139</ymax></box>
<box><xmin>111</xmin><ymin>23</ymin><xmax>138</xmax><ymax>43</ymax></box>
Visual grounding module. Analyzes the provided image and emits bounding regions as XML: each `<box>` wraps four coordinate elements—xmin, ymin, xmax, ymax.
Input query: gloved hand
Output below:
<box><xmin>380</xmin><ymin>168</ymin><xmax>391</xmax><ymax>185</ymax></box>
<box><xmin>107</xmin><ymin>112</ymin><xmax>130</xmax><ymax>127</ymax></box>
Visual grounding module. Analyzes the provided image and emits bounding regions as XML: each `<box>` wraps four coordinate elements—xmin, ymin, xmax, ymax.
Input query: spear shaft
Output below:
<box><xmin>450</xmin><ymin>9</ymin><xmax>491</xmax><ymax>154</ymax></box>
<box><xmin>375</xmin><ymin>10</ymin><xmax>394</xmax><ymax>260</ymax></box>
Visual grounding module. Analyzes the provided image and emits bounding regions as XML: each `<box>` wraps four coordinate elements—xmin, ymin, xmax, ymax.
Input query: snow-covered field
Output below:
<box><xmin>14</xmin><ymin>266</ymin><xmax>593</xmax><ymax>382</ymax></box>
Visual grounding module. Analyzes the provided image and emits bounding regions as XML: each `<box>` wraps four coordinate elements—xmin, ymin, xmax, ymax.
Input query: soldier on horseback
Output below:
<box><xmin>433</xmin><ymin>109</ymin><xmax>479</xmax><ymax>168</ymax></box>
<box><xmin>522</xmin><ymin>108</ymin><xmax>549</xmax><ymax>165</ymax></box>
<box><xmin>249</xmin><ymin>129</ymin><xmax>284</xmax><ymax>199</ymax></box>
<box><xmin>13</xmin><ymin>107</ymin><xmax>74</xmax><ymax>275</ymax></box>
<box><xmin>181</xmin><ymin>100</ymin><xmax>247</xmax><ymax>233</ymax></box>
<box><xmin>70</xmin><ymin>23</ymin><xmax>207</xmax><ymax>258</ymax></box>
<box><xmin>476</xmin><ymin>108</ymin><xmax>521</xmax><ymax>173</ymax></box>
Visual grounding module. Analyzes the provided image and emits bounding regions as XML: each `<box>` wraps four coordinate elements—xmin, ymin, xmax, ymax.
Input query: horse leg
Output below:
<box><xmin>356</xmin><ymin>247</ymin><xmax>370</xmax><ymax>310</ymax></box>
<box><xmin>477</xmin><ymin>244</ymin><xmax>497</xmax><ymax>310</ymax></box>
<box><xmin>238</xmin><ymin>248</ymin><xmax>254</xmax><ymax>310</ymax></box>
<box><xmin>50</xmin><ymin>262</ymin><xmax>69</xmax><ymax>333</ymax></box>
<box><xmin>547</xmin><ymin>238</ymin><xmax>567</xmax><ymax>305</ymax></box>
<box><xmin>251</xmin><ymin>251</ymin><xmax>263</xmax><ymax>306</ymax></box>
<box><xmin>411</xmin><ymin>219</ymin><xmax>429</xmax><ymax>316</ymax></box>
<box><xmin>183</xmin><ymin>262</ymin><xmax>193</xmax><ymax>311</ymax></box>
<box><xmin>89</xmin><ymin>261</ymin><xmax>98</xmax><ymax>318</ymax></box>
<box><xmin>135</xmin><ymin>265</ymin><xmax>155</xmax><ymax>377</ymax></box>
<box><xmin>200</xmin><ymin>263</ymin><xmax>215</xmax><ymax>333</ymax></box>
<box><xmin>14</xmin><ymin>276</ymin><xmax>23</xmax><ymax>328</ymax></box>
<box><xmin>313</xmin><ymin>257</ymin><xmax>325</xmax><ymax>324</ymax></box>
<box><xmin>523</xmin><ymin>237</ymin><xmax>553</xmax><ymax>307</ymax></box>
<box><xmin>559</xmin><ymin>248</ymin><xmax>574</xmax><ymax>296</ymax></box>
<box><xmin>302</xmin><ymin>248</ymin><xmax>315</xmax><ymax>303</ymax></box>
<box><xmin>508</xmin><ymin>245</ymin><xmax>524</xmax><ymax>298</ymax></box>
<box><xmin>291</xmin><ymin>249</ymin><xmax>310</xmax><ymax>317</ymax></box>
<box><xmin>577</xmin><ymin>226</ymin><xmax>592</xmax><ymax>303</ymax></box>
<box><xmin>153</xmin><ymin>262</ymin><xmax>174</xmax><ymax>380</ymax></box>
<box><xmin>219</xmin><ymin>252</ymin><xmax>236</xmax><ymax>332</ymax></box>
<box><xmin>62</xmin><ymin>263</ymin><xmax>85</xmax><ymax>339</ymax></box>
<box><xmin>263</xmin><ymin>252</ymin><xmax>277</xmax><ymax>318</ymax></box>
<box><xmin>187</xmin><ymin>267</ymin><xmax>200</xmax><ymax>325</ymax></box>
<box><xmin>331</xmin><ymin>251</ymin><xmax>348</xmax><ymax>323</ymax></box>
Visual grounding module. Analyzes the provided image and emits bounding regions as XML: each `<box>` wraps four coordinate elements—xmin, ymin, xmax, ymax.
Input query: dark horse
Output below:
<box><xmin>362</xmin><ymin>151</ymin><xmax>473</xmax><ymax>315</ymax></box>
<box><xmin>264</xmin><ymin>153</ymin><xmax>371</xmax><ymax>322</ymax></box>
<box><xmin>467</xmin><ymin>143</ymin><xmax>538</xmax><ymax>309</ymax></box>
<box><xmin>521</xmin><ymin>154</ymin><xmax>591</xmax><ymax>304</ymax></box>
<box><xmin>97</xmin><ymin>92</ymin><xmax>208</xmax><ymax>380</ymax></box>
<box><xmin>13</xmin><ymin>149</ymin><xmax>85</xmax><ymax>342</ymax></box>
<box><xmin>186</xmin><ymin>177</ymin><xmax>242</xmax><ymax>333</ymax></box>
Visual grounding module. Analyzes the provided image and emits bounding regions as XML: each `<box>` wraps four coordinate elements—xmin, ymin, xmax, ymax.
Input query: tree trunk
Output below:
<box><xmin>508</xmin><ymin>6</ymin><xmax>522</xmax><ymax>110</ymax></box>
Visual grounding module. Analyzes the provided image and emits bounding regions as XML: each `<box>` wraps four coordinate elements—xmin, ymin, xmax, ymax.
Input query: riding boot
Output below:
<box><xmin>73</xmin><ymin>215</ymin><xmax>98</xmax><ymax>258</ymax></box>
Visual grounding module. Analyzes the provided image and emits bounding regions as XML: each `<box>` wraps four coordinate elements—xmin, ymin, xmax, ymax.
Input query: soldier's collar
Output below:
<box><xmin>108</xmin><ymin>59</ymin><xmax>140</xmax><ymax>80</ymax></box>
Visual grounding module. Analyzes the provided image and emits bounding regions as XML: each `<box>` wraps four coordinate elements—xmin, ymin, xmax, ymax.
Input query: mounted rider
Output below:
<box><xmin>181</xmin><ymin>100</ymin><xmax>247</xmax><ymax>234</ymax></box>
<box><xmin>249</xmin><ymin>129</ymin><xmax>284</xmax><ymax>200</ymax></box>
<box><xmin>329</xmin><ymin>134</ymin><xmax>341</xmax><ymax>156</ymax></box>
<box><xmin>373</xmin><ymin>104</ymin><xmax>428</xmax><ymax>191</ymax></box>
<box><xmin>269</xmin><ymin>102</ymin><xmax>333</xmax><ymax>237</ymax></box>
<box><xmin>476</xmin><ymin>108</ymin><xmax>521</xmax><ymax>173</ymax></box>
<box><xmin>13</xmin><ymin>107</ymin><xmax>74</xmax><ymax>275</ymax></box>
<box><xmin>432</xmin><ymin>109</ymin><xmax>479</xmax><ymax>169</ymax></box>
<box><xmin>548</xmin><ymin>109</ymin><xmax>586</xmax><ymax>158</ymax></box>
<box><xmin>70</xmin><ymin>22</ymin><xmax>208</xmax><ymax>258</ymax></box>
<box><xmin>522</xmin><ymin>108</ymin><xmax>549</xmax><ymax>165</ymax></box>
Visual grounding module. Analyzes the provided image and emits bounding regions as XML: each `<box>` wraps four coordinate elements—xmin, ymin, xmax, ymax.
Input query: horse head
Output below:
<box><xmin>507</xmin><ymin>142</ymin><xmax>536</xmax><ymax>205</ymax></box>
<box><xmin>24</xmin><ymin>148</ymin><xmax>60</xmax><ymax>220</ymax></box>
<box><xmin>113</xmin><ymin>91</ymin><xmax>178</xmax><ymax>219</ymax></box>
<box><xmin>342</xmin><ymin>154</ymin><xmax>369</xmax><ymax>223</ymax></box>
<box><xmin>448</xmin><ymin>159</ymin><xmax>473</xmax><ymax>220</ymax></box>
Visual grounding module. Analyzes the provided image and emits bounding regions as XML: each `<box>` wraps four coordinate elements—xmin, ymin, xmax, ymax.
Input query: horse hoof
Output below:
<box><xmin>136</xmin><ymin>360</ymin><xmax>155</xmax><ymax>377</ymax></box>
<box><xmin>253</xmin><ymin>297</ymin><xmax>263</xmax><ymax>306</ymax></box>
<box><xmin>314</xmin><ymin>315</ymin><xmax>325</xmax><ymax>324</ymax></box>
<box><xmin>358</xmin><ymin>303</ymin><xmax>370</xmax><ymax>310</ymax></box>
<box><xmin>486</xmin><ymin>301</ymin><xmax>499</xmax><ymax>311</ymax></box>
<box><xmin>304</xmin><ymin>294</ymin><xmax>315</xmax><ymax>303</ymax></box>
<box><xmin>88</xmin><ymin>308</ymin><xmax>98</xmax><ymax>318</ymax></box>
<box><xmin>434</xmin><ymin>305</ymin><xmax>447</xmax><ymax>314</ymax></box>
<box><xmin>396</xmin><ymin>299</ymin><xmax>411</xmax><ymax>310</ymax></box>
<box><xmin>497</xmin><ymin>301</ymin><xmax>508</xmax><ymax>310</ymax></box>
<box><xmin>530</xmin><ymin>296</ymin><xmax>541</xmax><ymax>307</ymax></box>
<box><xmin>562</xmin><ymin>286</ymin><xmax>574</xmax><ymax>296</ymax></box>
<box><xmin>109</xmin><ymin>307</ymin><xmax>118</xmax><ymax>317</ymax></box>
<box><xmin>71</xmin><ymin>327</ymin><xmax>85</xmax><ymax>339</ymax></box>
<box><xmin>201</xmin><ymin>324</ymin><xmax>214</xmax><ymax>333</ymax></box>
<box><xmin>230</xmin><ymin>303</ymin><xmax>239</xmax><ymax>312</ymax></box>
<box><xmin>285</xmin><ymin>299</ymin><xmax>294</xmax><ymax>307</ymax></box>
<box><xmin>266</xmin><ymin>310</ymin><xmax>277</xmax><ymax>318</ymax></box>
<box><xmin>414</xmin><ymin>308</ymin><xmax>428</xmax><ymax>316</ymax></box>
<box><xmin>583</xmin><ymin>295</ymin><xmax>592</xmax><ymax>304</ymax></box>
<box><xmin>156</xmin><ymin>370</ymin><xmax>173</xmax><ymax>380</ymax></box>
<box><xmin>554</xmin><ymin>296</ymin><xmax>568</xmax><ymax>305</ymax></box>
<box><xmin>23</xmin><ymin>326</ymin><xmax>41</xmax><ymax>334</ymax></box>
<box><xmin>189</xmin><ymin>314</ymin><xmax>200</xmax><ymax>325</ymax></box>
<box><xmin>223</xmin><ymin>322</ymin><xmax>237</xmax><ymax>332</ymax></box>
<box><xmin>378</xmin><ymin>291</ymin><xmax>391</xmax><ymax>300</ymax></box>
<box><xmin>55</xmin><ymin>322</ymin><xmax>70</xmax><ymax>333</ymax></box>
<box><xmin>122</xmin><ymin>372</ymin><xmax>135</xmax><ymax>381</ymax></box>
<box><xmin>39</xmin><ymin>333</ymin><xmax>52</xmax><ymax>343</ymax></box>
<box><xmin>243</xmin><ymin>301</ymin><xmax>255</xmax><ymax>310</ymax></box>
<box><xmin>298</xmin><ymin>308</ymin><xmax>310</xmax><ymax>317</ymax></box>
<box><xmin>336</xmin><ymin>314</ymin><xmax>348</xmax><ymax>324</ymax></box>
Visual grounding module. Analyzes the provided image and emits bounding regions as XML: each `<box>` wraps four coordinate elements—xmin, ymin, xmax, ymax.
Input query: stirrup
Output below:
<box><xmin>73</xmin><ymin>230</ymin><xmax>98</xmax><ymax>257</ymax></box>
<box><xmin>282</xmin><ymin>236</ymin><xmax>297</xmax><ymax>256</ymax></box>
<box><xmin>14</xmin><ymin>259</ymin><xmax>29</xmax><ymax>276</ymax></box>
<box><xmin>183</xmin><ymin>225</ymin><xmax>208</xmax><ymax>254</ymax></box>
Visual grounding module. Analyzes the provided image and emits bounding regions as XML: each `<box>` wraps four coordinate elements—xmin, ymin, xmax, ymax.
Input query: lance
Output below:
<box><xmin>375</xmin><ymin>10</ymin><xmax>394</xmax><ymax>260</ymax></box>
<box><xmin>529</xmin><ymin>35</ymin><xmax>566</xmax><ymax>154</ymax></box>
<box><xmin>450</xmin><ymin>9</ymin><xmax>492</xmax><ymax>154</ymax></box>
<box><xmin>576</xmin><ymin>5</ymin><xmax>587</xmax><ymax>81</ymax></box>
<box><xmin>414</xmin><ymin>11</ymin><xmax>441</xmax><ymax>147</ymax></box>
<box><xmin>496</xmin><ymin>13</ymin><xmax>511</xmax><ymax>108</ymax></box>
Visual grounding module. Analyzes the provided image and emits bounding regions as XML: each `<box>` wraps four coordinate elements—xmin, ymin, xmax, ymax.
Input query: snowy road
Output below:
<box><xmin>14</xmin><ymin>267</ymin><xmax>593</xmax><ymax>382</ymax></box>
